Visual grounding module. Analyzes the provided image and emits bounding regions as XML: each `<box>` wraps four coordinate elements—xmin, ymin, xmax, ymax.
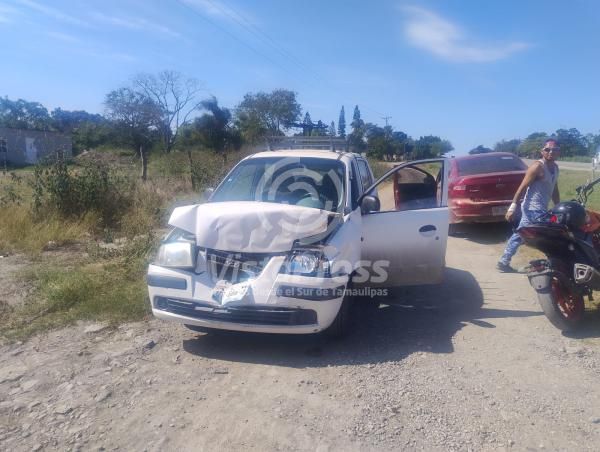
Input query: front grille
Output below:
<box><xmin>206</xmin><ymin>249</ymin><xmax>274</xmax><ymax>283</ymax></box>
<box><xmin>155</xmin><ymin>297</ymin><xmax>317</xmax><ymax>326</ymax></box>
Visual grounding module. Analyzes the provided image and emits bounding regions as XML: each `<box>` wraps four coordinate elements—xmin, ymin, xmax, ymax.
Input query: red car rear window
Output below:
<box><xmin>457</xmin><ymin>155</ymin><xmax>527</xmax><ymax>176</ymax></box>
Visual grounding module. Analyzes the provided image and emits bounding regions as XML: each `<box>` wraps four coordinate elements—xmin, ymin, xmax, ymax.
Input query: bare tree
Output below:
<box><xmin>133</xmin><ymin>71</ymin><xmax>204</xmax><ymax>153</ymax></box>
<box><xmin>105</xmin><ymin>88</ymin><xmax>161</xmax><ymax>181</ymax></box>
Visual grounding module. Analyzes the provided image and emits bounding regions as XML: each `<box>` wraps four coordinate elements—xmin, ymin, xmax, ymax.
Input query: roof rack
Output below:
<box><xmin>265</xmin><ymin>136</ymin><xmax>349</xmax><ymax>152</ymax></box>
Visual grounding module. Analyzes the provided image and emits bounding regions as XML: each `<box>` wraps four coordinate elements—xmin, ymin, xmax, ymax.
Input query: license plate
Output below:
<box><xmin>492</xmin><ymin>206</ymin><xmax>508</xmax><ymax>216</ymax></box>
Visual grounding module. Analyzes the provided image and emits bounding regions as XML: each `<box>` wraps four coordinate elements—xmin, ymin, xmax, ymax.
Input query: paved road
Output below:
<box><xmin>523</xmin><ymin>158</ymin><xmax>592</xmax><ymax>172</ymax></box>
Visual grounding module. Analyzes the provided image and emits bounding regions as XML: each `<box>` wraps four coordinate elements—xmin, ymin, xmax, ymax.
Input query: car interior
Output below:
<box><xmin>269</xmin><ymin>171</ymin><xmax>341</xmax><ymax>212</ymax></box>
<box><xmin>392</xmin><ymin>166</ymin><xmax>439</xmax><ymax>211</ymax></box>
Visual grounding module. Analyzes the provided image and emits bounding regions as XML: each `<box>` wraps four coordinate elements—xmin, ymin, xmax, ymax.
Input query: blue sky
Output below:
<box><xmin>1</xmin><ymin>0</ymin><xmax>599</xmax><ymax>153</ymax></box>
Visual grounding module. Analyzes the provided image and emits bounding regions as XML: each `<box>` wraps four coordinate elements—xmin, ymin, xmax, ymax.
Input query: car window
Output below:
<box><xmin>356</xmin><ymin>159</ymin><xmax>373</xmax><ymax>192</ymax></box>
<box><xmin>213</xmin><ymin>161</ymin><xmax>258</xmax><ymax>201</ymax></box>
<box><xmin>457</xmin><ymin>155</ymin><xmax>527</xmax><ymax>176</ymax></box>
<box><xmin>211</xmin><ymin>156</ymin><xmax>346</xmax><ymax>213</ymax></box>
<box><xmin>366</xmin><ymin>162</ymin><xmax>443</xmax><ymax>212</ymax></box>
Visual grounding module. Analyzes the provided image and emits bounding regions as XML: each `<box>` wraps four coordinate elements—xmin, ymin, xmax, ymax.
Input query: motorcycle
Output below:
<box><xmin>519</xmin><ymin>176</ymin><xmax>600</xmax><ymax>331</ymax></box>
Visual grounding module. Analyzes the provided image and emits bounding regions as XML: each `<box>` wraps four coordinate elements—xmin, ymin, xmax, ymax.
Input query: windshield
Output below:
<box><xmin>457</xmin><ymin>154</ymin><xmax>527</xmax><ymax>176</ymax></box>
<box><xmin>211</xmin><ymin>156</ymin><xmax>346</xmax><ymax>212</ymax></box>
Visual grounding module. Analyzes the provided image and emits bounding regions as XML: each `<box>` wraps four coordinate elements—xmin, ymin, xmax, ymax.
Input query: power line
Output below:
<box><xmin>209</xmin><ymin>1</ymin><xmax>387</xmax><ymax>119</ymax></box>
<box><xmin>381</xmin><ymin>116</ymin><xmax>392</xmax><ymax>127</ymax></box>
<box><xmin>206</xmin><ymin>0</ymin><xmax>324</xmax><ymax>85</ymax></box>
<box><xmin>174</xmin><ymin>0</ymin><xmax>316</xmax><ymax>90</ymax></box>
<box><xmin>176</xmin><ymin>0</ymin><xmax>389</xmax><ymax>126</ymax></box>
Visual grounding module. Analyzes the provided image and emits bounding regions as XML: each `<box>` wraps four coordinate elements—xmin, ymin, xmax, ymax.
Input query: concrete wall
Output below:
<box><xmin>0</xmin><ymin>127</ymin><xmax>72</xmax><ymax>165</ymax></box>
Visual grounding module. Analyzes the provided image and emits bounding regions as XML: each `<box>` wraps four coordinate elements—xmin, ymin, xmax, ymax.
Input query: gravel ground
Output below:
<box><xmin>2</xmin><ymin>225</ymin><xmax>600</xmax><ymax>451</ymax></box>
<box><xmin>0</xmin><ymin>253</ymin><xmax>33</xmax><ymax>308</ymax></box>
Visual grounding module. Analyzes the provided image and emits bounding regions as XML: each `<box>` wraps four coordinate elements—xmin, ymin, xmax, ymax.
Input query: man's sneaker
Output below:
<box><xmin>496</xmin><ymin>262</ymin><xmax>516</xmax><ymax>273</ymax></box>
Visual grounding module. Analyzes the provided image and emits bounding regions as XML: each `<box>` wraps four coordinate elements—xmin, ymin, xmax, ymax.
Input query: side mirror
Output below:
<box><xmin>202</xmin><ymin>187</ymin><xmax>214</xmax><ymax>201</ymax></box>
<box><xmin>360</xmin><ymin>195</ymin><xmax>380</xmax><ymax>214</ymax></box>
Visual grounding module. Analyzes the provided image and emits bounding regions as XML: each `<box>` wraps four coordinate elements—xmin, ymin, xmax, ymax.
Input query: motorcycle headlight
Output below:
<box><xmin>154</xmin><ymin>229</ymin><xmax>196</xmax><ymax>269</ymax></box>
<box><xmin>282</xmin><ymin>249</ymin><xmax>330</xmax><ymax>277</ymax></box>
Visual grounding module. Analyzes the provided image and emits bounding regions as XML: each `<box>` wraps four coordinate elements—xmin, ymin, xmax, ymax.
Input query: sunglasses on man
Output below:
<box><xmin>542</xmin><ymin>147</ymin><xmax>560</xmax><ymax>153</ymax></box>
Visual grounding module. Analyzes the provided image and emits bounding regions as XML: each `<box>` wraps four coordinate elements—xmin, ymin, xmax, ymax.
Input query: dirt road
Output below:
<box><xmin>2</xmin><ymin>226</ymin><xmax>600</xmax><ymax>451</ymax></box>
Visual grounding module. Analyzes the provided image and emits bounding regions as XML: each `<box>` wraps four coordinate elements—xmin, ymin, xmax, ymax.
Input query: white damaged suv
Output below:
<box><xmin>147</xmin><ymin>149</ymin><xmax>449</xmax><ymax>336</ymax></box>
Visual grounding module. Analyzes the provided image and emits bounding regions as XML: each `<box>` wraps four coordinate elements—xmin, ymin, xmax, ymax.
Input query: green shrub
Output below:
<box><xmin>0</xmin><ymin>173</ymin><xmax>24</xmax><ymax>206</ymax></box>
<box><xmin>367</xmin><ymin>157</ymin><xmax>390</xmax><ymax>180</ymax></box>
<box><xmin>150</xmin><ymin>148</ymin><xmax>236</xmax><ymax>192</ymax></box>
<box><xmin>31</xmin><ymin>158</ymin><xmax>134</xmax><ymax>228</ymax></box>
<box><xmin>149</xmin><ymin>149</ymin><xmax>190</xmax><ymax>178</ymax></box>
<box><xmin>190</xmin><ymin>153</ymin><xmax>229</xmax><ymax>191</ymax></box>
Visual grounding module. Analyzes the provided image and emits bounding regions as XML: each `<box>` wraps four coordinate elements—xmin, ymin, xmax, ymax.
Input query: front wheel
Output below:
<box><xmin>537</xmin><ymin>276</ymin><xmax>585</xmax><ymax>332</ymax></box>
<box><xmin>323</xmin><ymin>285</ymin><xmax>353</xmax><ymax>339</ymax></box>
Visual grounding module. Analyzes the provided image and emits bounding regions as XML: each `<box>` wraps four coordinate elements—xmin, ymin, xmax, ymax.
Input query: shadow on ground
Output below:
<box><xmin>182</xmin><ymin>267</ymin><xmax>542</xmax><ymax>368</ymax></box>
<box><xmin>450</xmin><ymin>222</ymin><xmax>513</xmax><ymax>245</ymax></box>
<box><xmin>563</xmin><ymin>309</ymin><xmax>600</xmax><ymax>339</ymax></box>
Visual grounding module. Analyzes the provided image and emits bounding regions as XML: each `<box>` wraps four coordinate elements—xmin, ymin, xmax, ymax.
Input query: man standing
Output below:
<box><xmin>497</xmin><ymin>139</ymin><xmax>561</xmax><ymax>272</ymax></box>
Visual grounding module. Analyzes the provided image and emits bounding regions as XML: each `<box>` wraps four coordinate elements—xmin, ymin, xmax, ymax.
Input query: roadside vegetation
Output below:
<box><xmin>560</xmin><ymin>156</ymin><xmax>593</xmax><ymax>163</ymax></box>
<box><xmin>2</xmin><ymin>238</ymin><xmax>152</xmax><ymax>340</ymax></box>
<box><xmin>558</xmin><ymin>169</ymin><xmax>600</xmax><ymax>210</ymax></box>
<box><xmin>0</xmin><ymin>149</ymin><xmax>246</xmax><ymax>341</ymax></box>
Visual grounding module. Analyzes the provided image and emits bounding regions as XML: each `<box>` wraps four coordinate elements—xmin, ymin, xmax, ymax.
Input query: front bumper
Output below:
<box><xmin>147</xmin><ymin>258</ymin><xmax>348</xmax><ymax>334</ymax></box>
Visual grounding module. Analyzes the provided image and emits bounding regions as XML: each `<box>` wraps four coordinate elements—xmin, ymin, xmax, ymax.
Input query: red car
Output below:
<box><xmin>448</xmin><ymin>152</ymin><xmax>527</xmax><ymax>224</ymax></box>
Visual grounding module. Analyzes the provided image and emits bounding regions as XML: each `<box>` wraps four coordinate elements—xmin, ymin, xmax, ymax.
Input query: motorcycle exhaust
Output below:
<box><xmin>573</xmin><ymin>263</ymin><xmax>600</xmax><ymax>290</ymax></box>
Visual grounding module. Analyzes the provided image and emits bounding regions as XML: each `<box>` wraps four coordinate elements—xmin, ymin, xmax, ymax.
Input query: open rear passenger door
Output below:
<box><xmin>359</xmin><ymin>159</ymin><xmax>449</xmax><ymax>287</ymax></box>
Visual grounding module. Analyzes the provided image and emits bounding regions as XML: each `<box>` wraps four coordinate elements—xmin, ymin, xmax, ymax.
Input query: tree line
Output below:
<box><xmin>286</xmin><ymin>104</ymin><xmax>454</xmax><ymax>161</ymax></box>
<box><xmin>470</xmin><ymin>129</ymin><xmax>600</xmax><ymax>159</ymax></box>
<box><xmin>0</xmin><ymin>70</ymin><xmax>455</xmax><ymax>179</ymax></box>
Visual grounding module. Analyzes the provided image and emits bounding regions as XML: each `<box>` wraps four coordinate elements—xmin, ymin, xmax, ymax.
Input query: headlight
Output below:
<box><xmin>289</xmin><ymin>252</ymin><xmax>320</xmax><ymax>274</ymax></box>
<box><xmin>155</xmin><ymin>242</ymin><xmax>195</xmax><ymax>268</ymax></box>
<box><xmin>154</xmin><ymin>228</ymin><xmax>196</xmax><ymax>269</ymax></box>
<box><xmin>282</xmin><ymin>249</ymin><xmax>330</xmax><ymax>277</ymax></box>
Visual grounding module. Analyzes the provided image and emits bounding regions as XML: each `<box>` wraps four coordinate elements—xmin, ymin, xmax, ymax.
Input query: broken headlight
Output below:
<box><xmin>281</xmin><ymin>249</ymin><xmax>330</xmax><ymax>277</ymax></box>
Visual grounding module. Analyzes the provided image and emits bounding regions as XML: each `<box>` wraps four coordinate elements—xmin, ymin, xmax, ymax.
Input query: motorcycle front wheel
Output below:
<box><xmin>537</xmin><ymin>276</ymin><xmax>585</xmax><ymax>332</ymax></box>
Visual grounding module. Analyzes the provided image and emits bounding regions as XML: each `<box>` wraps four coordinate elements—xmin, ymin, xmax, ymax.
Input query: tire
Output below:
<box><xmin>323</xmin><ymin>285</ymin><xmax>353</xmax><ymax>339</ymax></box>
<box><xmin>536</xmin><ymin>276</ymin><xmax>585</xmax><ymax>332</ymax></box>
<box><xmin>448</xmin><ymin>223</ymin><xmax>465</xmax><ymax>236</ymax></box>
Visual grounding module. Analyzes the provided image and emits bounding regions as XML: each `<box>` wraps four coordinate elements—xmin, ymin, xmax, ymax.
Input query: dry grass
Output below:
<box><xmin>0</xmin><ymin>149</ymin><xmax>223</xmax><ymax>252</ymax></box>
<box><xmin>366</xmin><ymin>158</ymin><xmax>390</xmax><ymax>180</ymax></box>
<box><xmin>0</xmin><ymin>148</ymin><xmax>250</xmax><ymax>341</ymax></box>
<box><xmin>0</xmin><ymin>205</ymin><xmax>97</xmax><ymax>254</ymax></box>
<box><xmin>0</xmin><ymin>244</ymin><xmax>153</xmax><ymax>340</ymax></box>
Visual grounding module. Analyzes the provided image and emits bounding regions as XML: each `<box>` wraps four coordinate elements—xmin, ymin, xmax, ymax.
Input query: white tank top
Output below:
<box><xmin>521</xmin><ymin>159</ymin><xmax>559</xmax><ymax>211</ymax></box>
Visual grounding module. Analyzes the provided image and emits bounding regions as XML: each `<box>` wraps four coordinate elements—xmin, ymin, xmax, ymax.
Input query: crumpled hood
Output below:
<box><xmin>168</xmin><ymin>201</ymin><xmax>334</xmax><ymax>253</ymax></box>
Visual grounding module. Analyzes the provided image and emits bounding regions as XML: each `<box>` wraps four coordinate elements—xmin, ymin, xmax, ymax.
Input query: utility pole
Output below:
<box><xmin>381</xmin><ymin>116</ymin><xmax>392</xmax><ymax>127</ymax></box>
